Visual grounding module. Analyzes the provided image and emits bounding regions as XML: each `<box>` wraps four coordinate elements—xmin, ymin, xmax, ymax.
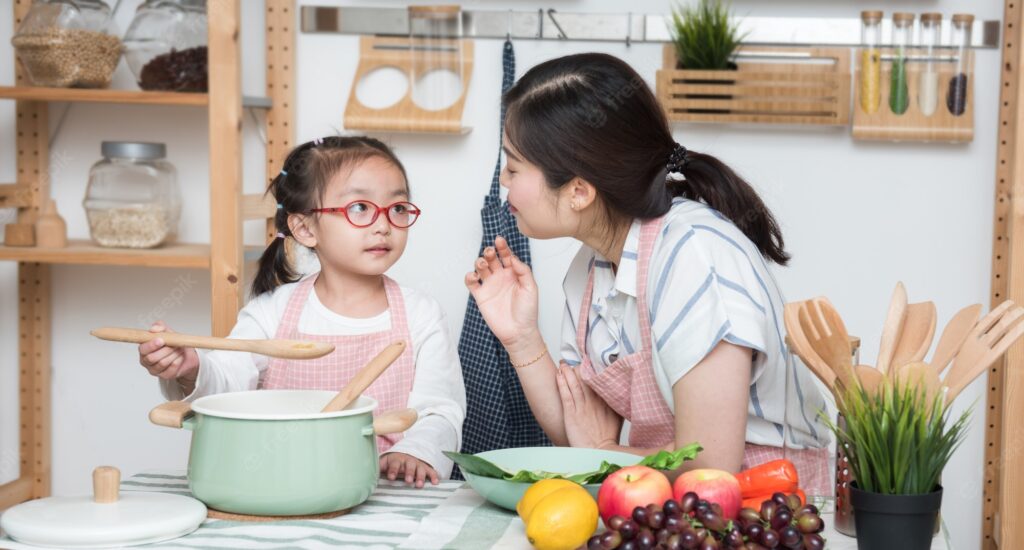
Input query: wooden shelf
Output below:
<box><xmin>0</xmin><ymin>86</ymin><xmax>272</xmax><ymax>108</ymax></box>
<box><xmin>0</xmin><ymin>240</ymin><xmax>210</xmax><ymax>269</ymax></box>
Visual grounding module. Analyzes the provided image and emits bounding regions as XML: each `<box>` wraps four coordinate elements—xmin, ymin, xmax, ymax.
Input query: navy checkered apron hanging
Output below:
<box><xmin>456</xmin><ymin>40</ymin><xmax>551</xmax><ymax>476</ymax></box>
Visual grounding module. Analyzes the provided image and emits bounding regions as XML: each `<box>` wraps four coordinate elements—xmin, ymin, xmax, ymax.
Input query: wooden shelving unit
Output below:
<box><xmin>0</xmin><ymin>0</ymin><xmax>295</xmax><ymax>507</ymax></box>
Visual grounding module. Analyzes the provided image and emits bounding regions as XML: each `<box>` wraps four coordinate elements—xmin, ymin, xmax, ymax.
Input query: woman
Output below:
<box><xmin>464</xmin><ymin>53</ymin><xmax>829</xmax><ymax>481</ymax></box>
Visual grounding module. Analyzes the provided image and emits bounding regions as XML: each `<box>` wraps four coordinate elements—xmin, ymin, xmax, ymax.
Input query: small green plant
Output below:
<box><xmin>823</xmin><ymin>379</ymin><xmax>971</xmax><ymax>495</ymax></box>
<box><xmin>669</xmin><ymin>0</ymin><xmax>745</xmax><ymax>70</ymax></box>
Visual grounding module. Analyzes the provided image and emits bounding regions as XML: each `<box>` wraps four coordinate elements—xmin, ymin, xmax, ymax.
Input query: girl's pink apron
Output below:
<box><xmin>576</xmin><ymin>216</ymin><xmax>829</xmax><ymax>493</ymax></box>
<box><xmin>261</xmin><ymin>274</ymin><xmax>415</xmax><ymax>454</ymax></box>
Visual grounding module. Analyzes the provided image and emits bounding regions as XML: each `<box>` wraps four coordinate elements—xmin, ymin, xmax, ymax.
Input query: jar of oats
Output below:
<box><xmin>12</xmin><ymin>0</ymin><xmax>122</xmax><ymax>88</ymax></box>
<box><xmin>84</xmin><ymin>142</ymin><xmax>181</xmax><ymax>249</ymax></box>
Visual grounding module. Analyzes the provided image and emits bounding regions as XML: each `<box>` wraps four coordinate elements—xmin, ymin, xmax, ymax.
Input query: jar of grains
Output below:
<box><xmin>11</xmin><ymin>0</ymin><xmax>122</xmax><ymax>88</ymax></box>
<box><xmin>84</xmin><ymin>142</ymin><xmax>182</xmax><ymax>249</ymax></box>
<box><xmin>124</xmin><ymin>0</ymin><xmax>208</xmax><ymax>92</ymax></box>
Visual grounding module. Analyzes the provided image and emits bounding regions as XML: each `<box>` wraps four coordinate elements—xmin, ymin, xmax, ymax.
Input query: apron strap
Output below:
<box><xmin>489</xmin><ymin>40</ymin><xmax>516</xmax><ymax>201</ymax></box>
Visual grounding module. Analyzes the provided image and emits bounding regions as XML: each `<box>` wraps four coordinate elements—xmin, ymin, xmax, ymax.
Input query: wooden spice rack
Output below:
<box><xmin>0</xmin><ymin>0</ymin><xmax>295</xmax><ymax>510</ymax></box>
<box><xmin>851</xmin><ymin>48</ymin><xmax>974</xmax><ymax>142</ymax></box>
<box><xmin>655</xmin><ymin>45</ymin><xmax>851</xmax><ymax>126</ymax></box>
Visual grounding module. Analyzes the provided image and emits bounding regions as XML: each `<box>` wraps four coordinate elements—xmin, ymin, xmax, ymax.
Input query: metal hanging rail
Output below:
<box><xmin>300</xmin><ymin>6</ymin><xmax>1000</xmax><ymax>49</ymax></box>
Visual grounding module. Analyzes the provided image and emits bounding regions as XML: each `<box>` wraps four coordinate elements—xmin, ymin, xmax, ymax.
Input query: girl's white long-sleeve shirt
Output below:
<box><xmin>160</xmin><ymin>279</ymin><xmax>467</xmax><ymax>479</ymax></box>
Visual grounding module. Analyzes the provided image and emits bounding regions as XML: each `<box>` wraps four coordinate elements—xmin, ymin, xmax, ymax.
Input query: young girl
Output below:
<box><xmin>139</xmin><ymin>136</ymin><xmax>466</xmax><ymax>487</ymax></box>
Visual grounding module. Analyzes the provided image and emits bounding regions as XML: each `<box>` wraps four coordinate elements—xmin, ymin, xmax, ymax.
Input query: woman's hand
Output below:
<box><xmin>139</xmin><ymin>322</ymin><xmax>200</xmax><ymax>393</ymax></box>
<box><xmin>464</xmin><ymin>236</ymin><xmax>542</xmax><ymax>357</ymax></box>
<box><xmin>557</xmin><ymin>365</ymin><xmax>622</xmax><ymax>449</ymax></box>
<box><xmin>379</xmin><ymin>452</ymin><xmax>440</xmax><ymax>488</ymax></box>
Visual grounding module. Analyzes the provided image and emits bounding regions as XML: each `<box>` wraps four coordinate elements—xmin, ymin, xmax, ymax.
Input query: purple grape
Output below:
<box><xmin>738</xmin><ymin>507</ymin><xmax>762</xmax><ymax>524</ymax></box>
<box><xmin>761</xmin><ymin>528</ymin><xmax>780</xmax><ymax>548</ymax></box>
<box><xmin>699</xmin><ymin>510</ymin><xmax>727</xmax><ymax>532</ymax></box>
<box><xmin>694</xmin><ymin>527</ymin><xmax>709</xmax><ymax>540</ymax></box>
<box><xmin>636</xmin><ymin>529</ymin><xmax>656</xmax><ymax>550</ymax></box>
<box><xmin>620</xmin><ymin>541</ymin><xmax>638</xmax><ymax>550</ymax></box>
<box><xmin>664</xmin><ymin>499</ymin><xmax>682</xmax><ymax>517</ymax></box>
<box><xmin>796</xmin><ymin>504</ymin><xmax>818</xmax><ymax>518</ymax></box>
<box><xmin>796</xmin><ymin>514</ymin><xmax>823</xmax><ymax>534</ymax></box>
<box><xmin>633</xmin><ymin>506</ymin><xmax>649</xmax><ymax>525</ymax></box>
<box><xmin>710</xmin><ymin>502</ymin><xmax>724</xmax><ymax>517</ymax></box>
<box><xmin>665</xmin><ymin>515</ymin><xmax>684</xmax><ymax>533</ymax></box>
<box><xmin>608</xmin><ymin>515</ymin><xmax>626</xmax><ymax>531</ymax></box>
<box><xmin>778</xmin><ymin>525</ymin><xmax>801</xmax><ymax>547</ymax></box>
<box><xmin>745</xmin><ymin>543</ymin><xmax>768</xmax><ymax>550</ymax></box>
<box><xmin>680</xmin><ymin>528</ymin><xmax>700</xmax><ymax>549</ymax></box>
<box><xmin>785</xmin><ymin>494</ymin><xmax>802</xmax><ymax>511</ymax></box>
<box><xmin>700</xmin><ymin>535</ymin><xmax>721</xmax><ymax>550</ymax></box>
<box><xmin>724</xmin><ymin>528</ymin><xmax>744</xmax><ymax>547</ymax></box>
<box><xmin>646</xmin><ymin>503</ymin><xmax>663</xmax><ymax>516</ymax></box>
<box><xmin>666</xmin><ymin>533</ymin><xmax>684</xmax><ymax>550</ymax></box>
<box><xmin>760</xmin><ymin>501</ymin><xmax>777</xmax><ymax>523</ymax></box>
<box><xmin>656</xmin><ymin>528</ymin><xmax>671</xmax><ymax>546</ymax></box>
<box><xmin>620</xmin><ymin>519</ymin><xmax>639</xmax><ymax>541</ymax></box>
<box><xmin>802</xmin><ymin>533</ymin><xmax>825</xmax><ymax>550</ymax></box>
<box><xmin>587</xmin><ymin>534</ymin><xmax>603</xmax><ymax>550</ymax></box>
<box><xmin>601</xmin><ymin>530</ymin><xmax>624</xmax><ymax>549</ymax></box>
<box><xmin>649</xmin><ymin>511</ymin><xmax>666</xmax><ymax>530</ymax></box>
<box><xmin>771</xmin><ymin>509</ymin><xmax>792</xmax><ymax>531</ymax></box>
<box><xmin>744</xmin><ymin>523</ymin><xmax>764</xmax><ymax>541</ymax></box>
<box><xmin>681</xmin><ymin>493</ymin><xmax>699</xmax><ymax>514</ymax></box>
<box><xmin>771</xmin><ymin>493</ymin><xmax>788</xmax><ymax>507</ymax></box>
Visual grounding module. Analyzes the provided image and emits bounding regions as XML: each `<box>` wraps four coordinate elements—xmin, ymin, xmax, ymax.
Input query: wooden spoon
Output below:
<box><xmin>91</xmin><ymin>327</ymin><xmax>335</xmax><ymax>360</ymax></box>
<box><xmin>876</xmin><ymin>282</ymin><xmax>908</xmax><ymax>375</ymax></box>
<box><xmin>321</xmin><ymin>341</ymin><xmax>406</xmax><ymax>413</ymax></box>
<box><xmin>854</xmin><ymin>364</ymin><xmax>885</xmax><ymax>396</ymax></box>
<box><xmin>890</xmin><ymin>301</ymin><xmax>937</xmax><ymax>377</ymax></box>
<box><xmin>895</xmin><ymin>361</ymin><xmax>942</xmax><ymax>406</ymax></box>
<box><xmin>784</xmin><ymin>302</ymin><xmax>836</xmax><ymax>394</ymax></box>
<box><xmin>931</xmin><ymin>304</ymin><xmax>983</xmax><ymax>377</ymax></box>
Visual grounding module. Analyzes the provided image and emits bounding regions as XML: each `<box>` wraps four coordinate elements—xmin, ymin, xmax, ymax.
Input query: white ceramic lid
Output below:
<box><xmin>1</xmin><ymin>491</ymin><xmax>207</xmax><ymax>548</ymax></box>
<box><xmin>190</xmin><ymin>389</ymin><xmax>377</xmax><ymax>420</ymax></box>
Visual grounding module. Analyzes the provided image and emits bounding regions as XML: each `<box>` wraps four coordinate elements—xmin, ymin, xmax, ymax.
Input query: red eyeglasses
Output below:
<box><xmin>309</xmin><ymin>200</ymin><xmax>422</xmax><ymax>229</ymax></box>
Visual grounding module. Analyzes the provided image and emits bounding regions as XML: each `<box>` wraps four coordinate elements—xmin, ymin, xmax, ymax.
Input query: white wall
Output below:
<box><xmin>0</xmin><ymin>1</ymin><xmax>1003</xmax><ymax>548</ymax></box>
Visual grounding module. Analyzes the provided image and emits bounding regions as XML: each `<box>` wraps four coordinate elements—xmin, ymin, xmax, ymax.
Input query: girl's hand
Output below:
<box><xmin>464</xmin><ymin>236</ymin><xmax>541</xmax><ymax>355</ymax></box>
<box><xmin>139</xmin><ymin>322</ymin><xmax>200</xmax><ymax>392</ymax></box>
<box><xmin>557</xmin><ymin>365</ymin><xmax>623</xmax><ymax>449</ymax></box>
<box><xmin>379</xmin><ymin>452</ymin><xmax>440</xmax><ymax>488</ymax></box>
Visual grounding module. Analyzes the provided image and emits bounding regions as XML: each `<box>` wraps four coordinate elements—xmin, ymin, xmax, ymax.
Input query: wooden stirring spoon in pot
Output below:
<box><xmin>321</xmin><ymin>341</ymin><xmax>407</xmax><ymax>413</ymax></box>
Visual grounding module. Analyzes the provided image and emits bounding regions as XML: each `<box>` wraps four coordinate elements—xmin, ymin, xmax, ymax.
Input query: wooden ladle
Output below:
<box><xmin>321</xmin><ymin>341</ymin><xmax>406</xmax><ymax>413</ymax></box>
<box><xmin>91</xmin><ymin>327</ymin><xmax>335</xmax><ymax>360</ymax></box>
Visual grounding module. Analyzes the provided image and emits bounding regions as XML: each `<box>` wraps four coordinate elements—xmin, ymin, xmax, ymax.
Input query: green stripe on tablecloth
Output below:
<box><xmin>122</xmin><ymin>480</ymin><xmax>191</xmax><ymax>489</ymax></box>
<box><xmin>194</xmin><ymin>520</ymin><xmax>411</xmax><ymax>538</ymax></box>
<box><xmin>372</xmin><ymin>491</ymin><xmax>449</xmax><ymax>500</ymax></box>
<box><xmin>375</xmin><ymin>483</ymin><xmax>459</xmax><ymax>494</ymax></box>
<box><xmin>360</xmin><ymin>499</ymin><xmax>439</xmax><ymax>509</ymax></box>
<box><xmin>348</xmin><ymin>508</ymin><xmax>431</xmax><ymax>520</ymax></box>
<box><xmin>150</xmin><ymin>531</ymin><xmax>404</xmax><ymax>547</ymax></box>
<box><xmin>442</xmin><ymin>501</ymin><xmax>516</xmax><ymax>549</ymax></box>
<box><xmin>132</xmin><ymin>473</ymin><xmax>188</xmax><ymax>480</ymax></box>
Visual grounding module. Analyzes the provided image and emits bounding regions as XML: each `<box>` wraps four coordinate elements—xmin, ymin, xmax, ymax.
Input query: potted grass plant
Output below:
<box><xmin>668</xmin><ymin>0</ymin><xmax>745</xmax><ymax>110</ymax></box>
<box><xmin>824</xmin><ymin>378</ymin><xmax>971</xmax><ymax>550</ymax></box>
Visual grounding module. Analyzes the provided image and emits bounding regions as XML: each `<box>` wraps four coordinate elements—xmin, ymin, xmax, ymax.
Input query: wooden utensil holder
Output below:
<box><xmin>655</xmin><ymin>45</ymin><xmax>851</xmax><ymax>126</ymax></box>
<box><xmin>852</xmin><ymin>48</ymin><xmax>974</xmax><ymax>142</ymax></box>
<box><xmin>344</xmin><ymin>35</ymin><xmax>473</xmax><ymax>134</ymax></box>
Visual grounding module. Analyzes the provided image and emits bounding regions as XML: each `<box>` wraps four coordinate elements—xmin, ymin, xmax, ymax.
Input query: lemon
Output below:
<box><xmin>524</xmin><ymin>486</ymin><xmax>598</xmax><ymax>550</ymax></box>
<box><xmin>516</xmin><ymin>478</ymin><xmax>580</xmax><ymax>522</ymax></box>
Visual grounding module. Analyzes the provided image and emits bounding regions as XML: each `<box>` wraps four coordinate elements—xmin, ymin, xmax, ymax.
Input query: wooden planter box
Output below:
<box><xmin>656</xmin><ymin>45</ymin><xmax>851</xmax><ymax>126</ymax></box>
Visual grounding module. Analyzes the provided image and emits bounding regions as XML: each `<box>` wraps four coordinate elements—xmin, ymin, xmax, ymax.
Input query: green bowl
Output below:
<box><xmin>461</xmin><ymin>447</ymin><xmax>643</xmax><ymax>511</ymax></box>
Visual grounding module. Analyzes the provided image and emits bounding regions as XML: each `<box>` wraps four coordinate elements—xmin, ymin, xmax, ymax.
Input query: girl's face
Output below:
<box><xmin>297</xmin><ymin>156</ymin><xmax>411</xmax><ymax>277</ymax></box>
<box><xmin>501</xmin><ymin>136</ymin><xmax>578</xmax><ymax>239</ymax></box>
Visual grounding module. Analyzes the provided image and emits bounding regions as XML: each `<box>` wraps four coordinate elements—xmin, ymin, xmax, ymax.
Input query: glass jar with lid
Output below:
<box><xmin>889</xmin><ymin>13</ymin><xmax>914</xmax><ymax>115</ymax></box>
<box><xmin>859</xmin><ymin>10</ymin><xmax>883</xmax><ymax>114</ymax></box>
<box><xmin>11</xmin><ymin>0</ymin><xmax>122</xmax><ymax>88</ymax></box>
<box><xmin>84</xmin><ymin>142</ymin><xmax>181</xmax><ymax>249</ymax></box>
<box><xmin>918</xmin><ymin>13</ymin><xmax>942</xmax><ymax>116</ymax></box>
<box><xmin>947</xmin><ymin>14</ymin><xmax>974</xmax><ymax>116</ymax></box>
<box><xmin>124</xmin><ymin>0</ymin><xmax>208</xmax><ymax>92</ymax></box>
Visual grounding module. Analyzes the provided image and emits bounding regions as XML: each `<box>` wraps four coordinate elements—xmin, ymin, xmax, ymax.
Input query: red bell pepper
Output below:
<box><xmin>735</xmin><ymin>459</ymin><xmax>800</xmax><ymax>497</ymax></box>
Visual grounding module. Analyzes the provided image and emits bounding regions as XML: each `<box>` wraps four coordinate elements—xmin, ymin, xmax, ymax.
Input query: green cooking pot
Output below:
<box><xmin>150</xmin><ymin>390</ymin><xmax>416</xmax><ymax>516</ymax></box>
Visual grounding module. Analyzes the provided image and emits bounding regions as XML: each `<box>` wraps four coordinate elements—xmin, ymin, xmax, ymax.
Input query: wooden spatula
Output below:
<box><xmin>891</xmin><ymin>301</ymin><xmax>937</xmax><ymax>373</ymax></box>
<box><xmin>945</xmin><ymin>301</ymin><xmax>1024</xmax><ymax>405</ymax></box>
<box><xmin>800</xmin><ymin>298</ymin><xmax>856</xmax><ymax>390</ymax></box>
<box><xmin>91</xmin><ymin>327</ymin><xmax>335</xmax><ymax>360</ymax></box>
<box><xmin>321</xmin><ymin>341</ymin><xmax>406</xmax><ymax>413</ymax></box>
<box><xmin>784</xmin><ymin>302</ymin><xmax>836</xmax><ymax>394</ymax></box>
<box><xmin>931</xmin><ymin>304</ymin><xmax>983</xmax><ymax>377</ymax></box>
<box><xmin>877</xmin><ymin>282</ymin><xmax>908</xmax><ymax>375</ymax></box>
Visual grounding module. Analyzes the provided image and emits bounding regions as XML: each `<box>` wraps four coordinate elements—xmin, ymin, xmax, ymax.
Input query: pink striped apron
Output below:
<box><xmin>576</xmin><ymin>216</ymin><xmax>828</xmax><ymax>493</ymax></box>
<box><xmin>261</xmin><ymin>274</ymin><xmax>415</xmax><ymax>453</ymax></box>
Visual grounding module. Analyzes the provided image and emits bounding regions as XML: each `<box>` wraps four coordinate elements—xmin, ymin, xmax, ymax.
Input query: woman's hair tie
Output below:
<box><xmin>279</xmin><ymin>169</ymin><xmax>287</xmax><ymax>177</ymax></box>
<box><xmin>666</xmin><ymin>142</ymin><xmax>689</xmax><ymax>174</ymax></box>
<box><xmin>276</xmin><ymin>232</ymin><xmax>286</xmax><ymax>239</ymax></box>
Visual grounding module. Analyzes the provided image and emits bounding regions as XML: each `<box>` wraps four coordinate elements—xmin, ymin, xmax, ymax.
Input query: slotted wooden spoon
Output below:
<box><xmin>931</xmin><ymin>304</ymin><xmax>983</xmax><ymax>377</ymax></box>
<box><xmin>321</xmin><ymin>341</ymin><xmax>406</xmax><ymax>412</ymax></box>
<box><xmin>800</xmin><ymin>298</ymin><xmax>856</xmax><ymax>390</ymax></box>
<box><xmin>945</xmin><ymin>302</ymin><xmax>1024</xmax><ymax>405</ymax></box>
<box><xmin>91</xmin><ymin>327</ymin><xmax>335</xmax><ymax>360</ymax></box>
<box><xmin>784</xmin><ymin>302</ymin><xmax>836</xmax><ymax>394</ymax></box>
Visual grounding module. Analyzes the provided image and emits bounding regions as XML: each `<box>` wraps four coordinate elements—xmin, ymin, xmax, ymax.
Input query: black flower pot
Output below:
<box><xmin>849</xmin><ymin>483</ymin><xmax>942</xmax><ymax>550</ymax></box>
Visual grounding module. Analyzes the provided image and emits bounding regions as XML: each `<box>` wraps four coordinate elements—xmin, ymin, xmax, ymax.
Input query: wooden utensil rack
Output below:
<box><xmin>0</xmin><ymin>0</ymin><xmax>295</xmax><ymax>509</ymax></box>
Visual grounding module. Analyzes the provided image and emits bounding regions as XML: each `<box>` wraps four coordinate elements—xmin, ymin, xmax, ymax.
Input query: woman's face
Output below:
<box><xmin>501</xmin><ymin>136</ymin><xmax>576</xmax><ymax>239</ymax></box>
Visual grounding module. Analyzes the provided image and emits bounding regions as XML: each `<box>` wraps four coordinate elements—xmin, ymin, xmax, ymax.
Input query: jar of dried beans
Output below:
<box><xmin>124</xmin><ymin>0</ymin><xmax>207</xmax><ymax>92</ymax></box>
<box><xmin>11</xmin><ymin>0</ymin><xmax>122</xmax><ymax>88</ymax></box>
<box><xmin>84</xmin><ymin>142</ymin><xmax>182</xmax><ymax>249</ymax></box>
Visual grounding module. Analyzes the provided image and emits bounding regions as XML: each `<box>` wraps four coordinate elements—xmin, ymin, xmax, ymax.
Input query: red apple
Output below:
<box><xmin>673</xmin><ymin>469</ymin><xmax>743</xmax><ymax>520</ymax></box>
<box><xmin>597</xmin><ymin>465</ymin><xmax>673</xmax><ymax>523</ymax></box>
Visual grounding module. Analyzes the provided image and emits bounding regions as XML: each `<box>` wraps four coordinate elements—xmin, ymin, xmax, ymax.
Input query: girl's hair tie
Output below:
<box><xmin>313</xmin><ymin>137</ymin><xmax>324</xmax><ymax>146</ymax></box>
<box><xmin>279</xmin><ymin>169</ymin><xmax>287</xmax><ymax>177</ymax></box>
<box><xmin>276</xmin><ymin>232</ymin><xmax>286</xmax><ymax>239</ymax></box>
<box><xmin>277</xmin><ymin>203</ymin><xmax>283</xmax><ymax>209</ymax></box>
<box><xmin>666</xmin><ymin>142</ymin><xmax>689</xmax><ymax>174</ymax></box>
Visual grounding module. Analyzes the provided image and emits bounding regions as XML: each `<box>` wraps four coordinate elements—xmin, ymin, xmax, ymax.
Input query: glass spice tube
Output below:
<box><xmin>889</xmin><ymin>13</ymin><xmax>914</xmax><ymax>115</ymax></box>
<box><xmin>947</xmin><ymin>13</ymin><xmax>974</xmax><ymax>116</ymax></box>
<box><xmin>860</xmin><ymin>11</ymin><xmax>883</xmax><ymax>114</ymax></box>
<box><xmin>918</xmin><ymin>13</ymin><xmax>942</xmax><ymax>116</ymax></box>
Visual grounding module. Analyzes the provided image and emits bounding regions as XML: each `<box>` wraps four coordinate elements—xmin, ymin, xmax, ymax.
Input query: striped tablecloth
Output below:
<box><xmin>0</xmin><ymin>470</ymin><xmax>953</xmax><ymax>549</ymax></box>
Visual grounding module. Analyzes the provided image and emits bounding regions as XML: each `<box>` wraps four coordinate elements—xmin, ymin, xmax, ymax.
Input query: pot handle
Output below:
<box><xmin>368</xmin><ymin>408</ymin><xmax>418</xmax><ymax>436</ymax></box>
<box><xmin>149</xmin><ymin>401</ymin><xmax>194</xmax><ymax>430</ymax></box>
